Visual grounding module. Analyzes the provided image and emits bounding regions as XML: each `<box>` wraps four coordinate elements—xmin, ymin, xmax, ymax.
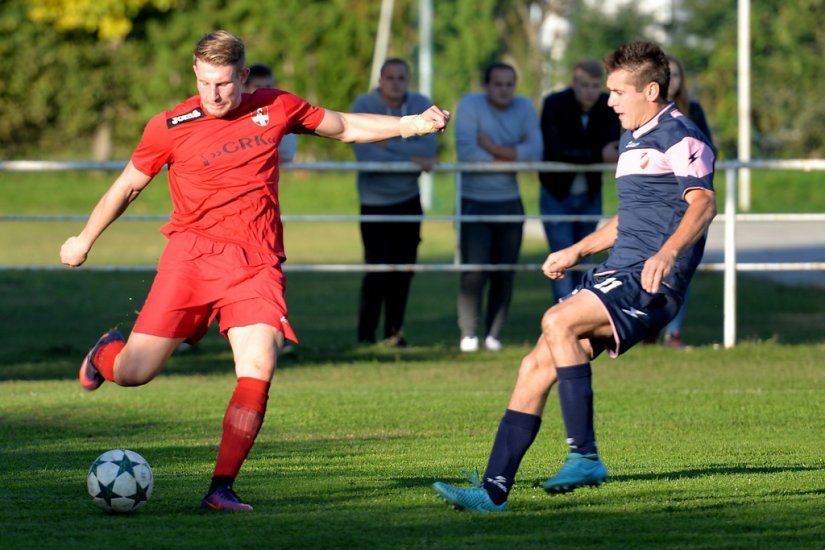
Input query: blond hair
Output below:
<box><xmin>193</xmin><ymin>30</ymin><xmax>246</xmax><ymax>71</ymax></box>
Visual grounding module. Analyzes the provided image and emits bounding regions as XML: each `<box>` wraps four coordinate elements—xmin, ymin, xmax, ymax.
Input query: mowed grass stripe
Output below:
<box><xmin>1</xmin><ymin>345</ymin><xmax>823</xmax><ymax>549</ymax></box>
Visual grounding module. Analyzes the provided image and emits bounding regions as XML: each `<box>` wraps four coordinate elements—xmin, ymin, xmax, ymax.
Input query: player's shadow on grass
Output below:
<box><xmin>6</xmin><ymin>427</ymin><xmax>825</xmax><ymax>549</ymax></box>
<box><xmin>595</xmin><ymin>464</ymin><xmax>825</xmax><ymax>482</ymax></box>
<box><xmin>0</xmin><ymin>338</ymin><xmax>520</xmax><ymax>382</ymax></box>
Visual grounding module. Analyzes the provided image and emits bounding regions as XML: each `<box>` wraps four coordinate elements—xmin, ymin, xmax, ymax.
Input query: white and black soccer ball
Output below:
<box><xmin>87</xmin><ymin>449</ymin><xmax>153</xmax><ymax>513</ymax></box>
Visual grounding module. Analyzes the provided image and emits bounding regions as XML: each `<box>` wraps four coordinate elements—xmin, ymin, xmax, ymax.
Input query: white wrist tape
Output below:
<box><xmin>399</xmin><ymin>114</ymin><xmax>436</xmax><ymax>138</ymax></box>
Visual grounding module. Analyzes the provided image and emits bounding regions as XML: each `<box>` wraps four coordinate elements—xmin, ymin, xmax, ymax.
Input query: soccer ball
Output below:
<box><xmin>87</xmin><ymin>449</ymin><xmax>154</xmax><ymax>513</ymax></box>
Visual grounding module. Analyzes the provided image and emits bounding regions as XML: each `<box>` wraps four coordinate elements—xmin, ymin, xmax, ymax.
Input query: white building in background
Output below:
<box><xmin>540</xmin><ymin>0</ymin><xmax>679</xmax><ymax>62</ymax></box>
<box><xmin>596</xmin><ymin>0</ymin><xmax>680</xmax><ymax>43</ymax></box>
<box><xmin>538</xmin><ymin>0</ymin><xmax>680</xmax><ymax>92</ymax></box>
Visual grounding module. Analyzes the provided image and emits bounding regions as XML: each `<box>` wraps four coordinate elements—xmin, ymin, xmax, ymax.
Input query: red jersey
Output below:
<box><xmin>131</xmin><ymin>89</ymin><xmax>325</xmax><ymax>257</ymax></box>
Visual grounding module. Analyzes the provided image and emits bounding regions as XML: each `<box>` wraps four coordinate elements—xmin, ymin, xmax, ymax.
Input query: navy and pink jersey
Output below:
<box><xmin>601</xmin><ymin>103</ymin><xmax>715</xmax><ymax>294</ymax></box>
<box><xmin>131</xmin><ymin>90</ymin><xmax>326</xmax><ymax>258</ymax></box>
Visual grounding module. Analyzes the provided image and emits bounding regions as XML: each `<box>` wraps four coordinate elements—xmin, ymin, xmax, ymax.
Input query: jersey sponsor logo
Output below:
<box><xmin>200</xmin><ymin>133</ymin><xmax>280</xmax><ymax>166</ymax></box>
<box><xmin>166</xmin><ymin>108</ymin><xmax>205</xmax><ymax>128</ymax></box>
<box><xmin>251</xmin><ymin>107</ymin><xmax>270</xmax><ymax>127</ymax></box>
<box><xmin>640</xmin><ymin>151</ymin><xmax>650</xmax><ymax>169</ymax></box>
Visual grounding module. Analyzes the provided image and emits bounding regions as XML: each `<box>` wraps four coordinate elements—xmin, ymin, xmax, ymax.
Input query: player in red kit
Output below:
<box><xmin>60</xmin><ymin>30</ymin><xmax>449</xmax><ymax>512</ymax></box>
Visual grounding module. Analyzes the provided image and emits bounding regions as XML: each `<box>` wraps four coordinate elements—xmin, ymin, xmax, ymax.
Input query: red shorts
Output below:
<box><xmin>133</xmin><ymin>232</ymin><xmax>297</xmax><ymax>343</ymax></box>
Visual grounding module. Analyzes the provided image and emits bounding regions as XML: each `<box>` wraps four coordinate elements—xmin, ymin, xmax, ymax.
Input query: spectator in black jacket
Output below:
<box><xmin>539</xmin><ymin>59</ymin><xmax>620</xmax><ymax>302</ymax></box>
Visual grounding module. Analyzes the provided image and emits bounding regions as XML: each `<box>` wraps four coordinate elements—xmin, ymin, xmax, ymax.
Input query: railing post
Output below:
<box><xmin>454</xmin><ymin>171</ymin><xmax>462</xmax><ymax>266</ymax></box>
<box><xmin>724</xmin><ymin>167</ymin><xmax>738</xmax><ymax>348</ymax></box>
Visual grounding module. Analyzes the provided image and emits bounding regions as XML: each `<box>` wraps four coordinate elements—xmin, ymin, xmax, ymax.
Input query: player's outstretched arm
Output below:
<box><xmin>542</xmin><ymin>215</ymin><xmax>618</xmax><ymax>280</ymax></box>
<box><xmin>60</xmin><ymin>161</ymin><xmax>152</xmax><ymax>267</ymax></box>
<box><xmin>314</xmin><ymin>105</ymin><xmax>450</xmax><ymax>143</ymax></box>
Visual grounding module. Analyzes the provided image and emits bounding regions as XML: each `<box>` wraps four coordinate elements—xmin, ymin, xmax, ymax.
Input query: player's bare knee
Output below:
<box><xmin>540</xmin><ymin>308</ymin><xmax>564</xmax><ymax>338</ymax></box>
<box><xmin>235</xmin><ymin>357</ymin><xmax>276</xmax><ymax>381</ymax></box>
<box><xmin>517</xmin><ymin>353</ymin><xmax>537</xmax><ymax>378</ymax></box>
<box><xmin>541</xmin><ymin>310</ymin><xmax>577</xmax><ymax>347</ymax></box>
<box><xmin>112</xmin><ymin>351</ymin><xmax>161</xmax><ymax>387</ymax></box>
<box><xmin>113</xmin><ymin>367</ymin><xmax>153</xmax><ymax>387</ymax></box>
<box><xmin>517</xmin><ymin>350</ymin><xmax>550</xmax><ymax>382</ymax></box>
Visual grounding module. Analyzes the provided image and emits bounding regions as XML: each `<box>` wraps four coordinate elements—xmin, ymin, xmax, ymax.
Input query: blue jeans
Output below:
<box><xmin>540</xmin><ymin>186</ymin><xmax>602</xmax><ymax>301</ymax></box>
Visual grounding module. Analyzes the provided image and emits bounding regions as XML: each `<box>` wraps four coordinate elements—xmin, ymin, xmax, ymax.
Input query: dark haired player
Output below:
<box><xmin>432</xmin><ymin>40</ymin><xmax>716</xmax><ymax>512</ymax></box>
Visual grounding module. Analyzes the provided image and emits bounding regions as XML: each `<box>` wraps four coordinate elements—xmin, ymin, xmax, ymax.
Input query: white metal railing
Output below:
<box><xmin>2</xmin><ymin>158</ymin><xmax>824</xmax><ymax>348</ymax></box>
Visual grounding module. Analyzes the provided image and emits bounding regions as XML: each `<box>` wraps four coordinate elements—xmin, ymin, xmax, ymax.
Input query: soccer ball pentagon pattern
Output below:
<box><xmin>87</xmin><ymin>449</ymin><xmax>154</xmax><ymax>513</ymax></box>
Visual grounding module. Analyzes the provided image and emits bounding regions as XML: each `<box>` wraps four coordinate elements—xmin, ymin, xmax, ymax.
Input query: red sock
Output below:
<box><xmin>94</xmin><ymin>340</ymin><xmax>125</xmax><ymax>382</ymax></box>
<box><xmin>213</xmin><ymin>377</ymin><xmax>271</xmax><ymax>479</ymax></box>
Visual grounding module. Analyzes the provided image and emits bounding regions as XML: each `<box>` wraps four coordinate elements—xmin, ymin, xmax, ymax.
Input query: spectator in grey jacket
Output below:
<box><xmin>351</xmin><ymin>58</ymin><xmax>439</xmax><ymax>347</ymax></box>
<box><xmin>455</xmin><ymin>62</ymin><xmax>543</xmax><ymax>352</ymax></box>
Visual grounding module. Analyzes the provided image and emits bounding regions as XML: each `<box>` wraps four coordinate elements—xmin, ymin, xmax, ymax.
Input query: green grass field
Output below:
<box><xmin>1</xmin><ymin>168</ymin><xmax>824</xmax><ymax>548</ymax></box>
<box><xmin>2</xmin><ymin>341</ymin><xmax>825</xmax><ymax>549</ymax></box>
<box><xmin>1</xmin><ymin>269</ymin><xmax>825</xmax><ymax>549</ymax></box>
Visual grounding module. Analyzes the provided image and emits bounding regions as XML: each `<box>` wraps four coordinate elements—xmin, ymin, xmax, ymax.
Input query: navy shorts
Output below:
<box><xmin>574</xmin><ymin>269</ymin><xmax>683</xmax><ymax>357</ymax></box>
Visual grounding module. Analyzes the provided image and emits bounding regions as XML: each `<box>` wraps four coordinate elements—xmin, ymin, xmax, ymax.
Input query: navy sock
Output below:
<box><xmin>209</xmin><ymin>475</ymin><xmax>234</xmax><ymax>493</ymax></box>
<box><xmin>556</xmin><ymin>363</ymin><xmax>597</xmax><ymax>455</ymax></box>
<box><xmin>482</xmin><ymin>409</ymin><xmax>541</xmax><ymax>505</ymax></box>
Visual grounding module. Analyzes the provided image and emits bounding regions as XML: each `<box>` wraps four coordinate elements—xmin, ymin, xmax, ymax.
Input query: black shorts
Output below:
<box><xmin>576</xmin><ymin>269</ymin><xmax>683</xmax><ymax>357</ymax></box>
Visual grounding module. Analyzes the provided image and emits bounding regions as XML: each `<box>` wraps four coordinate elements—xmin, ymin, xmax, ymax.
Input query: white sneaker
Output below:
<box><xmin>460</xmin><ymin>336</ymin><xmax>479</xmax><ymax>352</ymax></box>
<box><xmin>484</xmin><ymin>336</ymin><xmax>502</xmax><ymax>352</ymax></box>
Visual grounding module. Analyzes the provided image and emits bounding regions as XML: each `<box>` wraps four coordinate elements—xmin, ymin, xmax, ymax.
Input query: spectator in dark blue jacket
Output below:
<box><xmin>539</xmin><ymin>59</ymin><xmax>620</xmax><ymax>302</ymax></box>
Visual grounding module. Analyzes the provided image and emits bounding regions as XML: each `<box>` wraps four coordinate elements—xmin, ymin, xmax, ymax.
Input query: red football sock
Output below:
<box><xmin>213</xmin><ymin>377</ymin><xmax>271</xmax><ymax>479</ymax></box>
<box><xmin>94</xmin><ymin>340</ymin><xmax>125</xmax><ymax>382</ymax></box>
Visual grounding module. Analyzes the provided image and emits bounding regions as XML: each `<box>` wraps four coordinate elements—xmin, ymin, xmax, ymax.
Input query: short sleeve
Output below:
<box><xmin>666</xmin><ymin>134</ymin><xmax>715</xmax><ymax>196</ymax></box>
<box><xmin>130</xmin><ymin>114</ymin><xmax>174</xmax><ymax>177</ymax></box>
<box><xmin>278</xmin><ymin>92</ymin><xmax>326</xmax><ymax>134</ymax></box>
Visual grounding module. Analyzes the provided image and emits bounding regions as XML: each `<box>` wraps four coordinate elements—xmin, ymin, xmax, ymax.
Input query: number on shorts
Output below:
<box><xmin>593</xmin><ymin>277</ymin><xmax>623</xmax><ymax>294</ymax></box>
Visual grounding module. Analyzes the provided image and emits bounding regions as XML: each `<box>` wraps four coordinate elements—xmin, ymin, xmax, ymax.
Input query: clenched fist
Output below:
<box><xmin>60</xmin><ymin>236</ymin><xmax>90</xmax><ymax>267</ymax></box>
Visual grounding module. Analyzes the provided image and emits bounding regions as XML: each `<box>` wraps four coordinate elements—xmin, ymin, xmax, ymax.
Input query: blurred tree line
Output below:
<box><xmin>0</xmin><ymin>0</ymin><xmax>823</xmax><ymax>161</ymax></box>
<box><xmin>670</xmin><ymin>0</ymin><xmax>825</xmax><ymax>159</ymax></box>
